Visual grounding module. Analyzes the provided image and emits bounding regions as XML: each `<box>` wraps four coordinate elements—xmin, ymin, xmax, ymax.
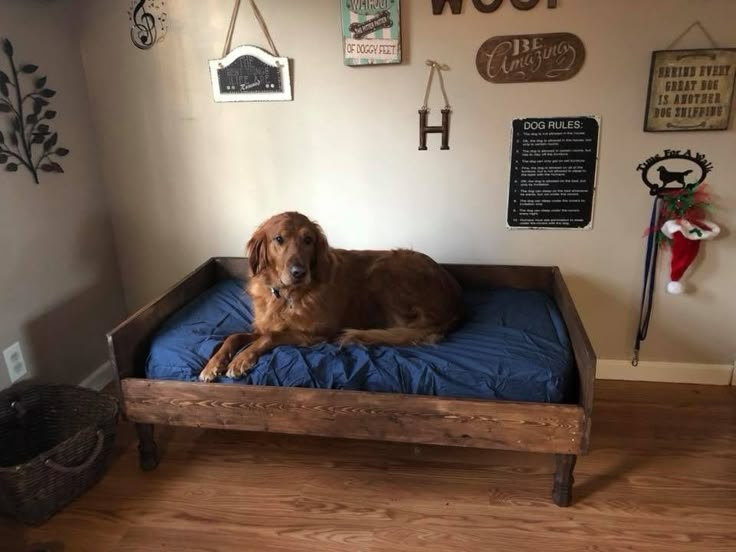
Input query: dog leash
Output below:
<box><xmin>632</xmin><ymin>196</ymin><xmax>661</xmax><ymax>366</ymax></box>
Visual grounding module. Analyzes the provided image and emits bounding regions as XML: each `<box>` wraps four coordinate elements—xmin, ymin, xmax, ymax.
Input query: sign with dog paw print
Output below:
<box><xmin>644</xmin><ymin>48</ymin><xmax>736</xmax><ymax>132</ymax></box>
<box><xmin>341</xmin><ymin>0</ymin><xmax>401</xmax><ymax>66</ymax></box>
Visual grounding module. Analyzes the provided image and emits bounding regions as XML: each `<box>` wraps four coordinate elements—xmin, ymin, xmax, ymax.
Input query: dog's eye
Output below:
<box><xmin>273</xmin><ymin>236</ymin><xmax>284</xmax><ymax>245</ymax></box>
<box><xmin>303</xmin><ymin>236</ymin><xmax>314</xmax><ymax>246</ymax></box>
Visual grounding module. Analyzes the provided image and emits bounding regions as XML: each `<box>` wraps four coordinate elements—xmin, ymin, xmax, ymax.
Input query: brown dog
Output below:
<box><xmin>199</xmin><ymin>212</ymin><xmax>463</xmax><ymax>382</ymax></box>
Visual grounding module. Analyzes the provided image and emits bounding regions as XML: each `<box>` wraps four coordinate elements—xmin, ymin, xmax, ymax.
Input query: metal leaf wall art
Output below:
<box><xmin>0</xmin><ymin>38</ymin><xmax>69</xmax><ymax>184</ymax></box>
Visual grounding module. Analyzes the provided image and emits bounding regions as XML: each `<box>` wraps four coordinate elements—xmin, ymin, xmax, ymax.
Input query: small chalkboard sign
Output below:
<box><xmin>507</xmin><ymin>116</ymin><xmax>600</xmax><ymax>229</ymax></box>
<box><xmin>209</xmin><ymin>45</ymin><xmax>292</xmax><ymax>102</ymax></box>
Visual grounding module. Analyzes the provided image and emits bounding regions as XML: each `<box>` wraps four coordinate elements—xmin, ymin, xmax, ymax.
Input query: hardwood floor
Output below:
<box><xmin>2</xmin><ymin>380</ymin><xmax>735</xmax><ymax>551</ymax></box>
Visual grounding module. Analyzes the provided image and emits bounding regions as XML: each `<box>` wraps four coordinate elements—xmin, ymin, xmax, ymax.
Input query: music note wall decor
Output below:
<box><xmin>128</xmin><ymin>0</ymin><xmax>168</xmax><ymax>50</ymax></box>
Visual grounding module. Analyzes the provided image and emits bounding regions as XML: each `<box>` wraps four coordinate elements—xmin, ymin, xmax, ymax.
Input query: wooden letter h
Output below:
<box><xmin>418</xmin><ymin>108</ymin><xmax>450</xmax><ymax>151</ymax></box>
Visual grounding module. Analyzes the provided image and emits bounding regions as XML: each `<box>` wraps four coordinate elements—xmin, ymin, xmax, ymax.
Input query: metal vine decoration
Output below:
<box><xmin>0</xmin><ymin>38</ymin><xmax>68</xmax><ymax>184</ymax></box>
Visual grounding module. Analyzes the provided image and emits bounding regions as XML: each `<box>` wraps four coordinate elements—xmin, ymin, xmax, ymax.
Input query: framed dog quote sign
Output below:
<box><xmin>341</xmin><ymin>0</ymin><xmax>401</xmax><ymax>66</ymax></box>
<box><xmin>644</xmin><ymin>48</ymin><xmax>736</xmax><ymax>132</ymax></box>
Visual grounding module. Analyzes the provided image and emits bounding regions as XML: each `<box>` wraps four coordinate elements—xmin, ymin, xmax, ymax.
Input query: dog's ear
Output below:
<box><xmin>311</xmin><ymin>221</ymin><xmax>332</xmax><ymax>282</ymax></box>
<box><xmin>246</xmin><ymin>226</ymin><xmax>268</xmax><ymax>276</ymax></box>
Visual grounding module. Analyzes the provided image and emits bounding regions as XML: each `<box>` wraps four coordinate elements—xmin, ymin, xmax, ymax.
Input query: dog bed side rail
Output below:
<box><xmin>443</xmin><ymin>264</ymin><xmax>554</xmax><ymax>293</ymax></box>
<box><xmin>550</xmin><ymin>267</ymin><xmax>596</xmax><ymax>452</ymax></box>
<box><xmin>106</xmin><ymin>258</ymin><xmax>220</xmax><ymax>415</ymax></box>
<box><xmin>122</xmin><ymin>379</ymin><xmax>587</xmax><ymax>455</ymax></box>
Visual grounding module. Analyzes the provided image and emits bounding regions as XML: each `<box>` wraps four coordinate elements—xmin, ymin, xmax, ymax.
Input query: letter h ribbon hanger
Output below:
<box><xmin>418</xmin><ymin>60</ymin><xmax>451</xmax><ymax>150</ymax></box>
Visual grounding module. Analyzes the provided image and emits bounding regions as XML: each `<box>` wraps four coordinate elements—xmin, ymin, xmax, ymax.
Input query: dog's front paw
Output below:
<box><xmin>225</xmin><ymin>351</ymin><xmax>255</xmax><ymax>379</ymax></box>
<box><xmin>199</xmin><ymin>355</ymin><xmax>228</xmax><ymax>382</ymax></box>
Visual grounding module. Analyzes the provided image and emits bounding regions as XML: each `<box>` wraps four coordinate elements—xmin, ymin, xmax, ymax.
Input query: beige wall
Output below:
<box><xmin>78</xmin><ymin>0</ymin><xmax>735</xmax><ymax>365</ymax></box>
<box><xmin>0</xmin><ymin>0</ymin><xmax>126</xmax><ymax>389</ymax></box>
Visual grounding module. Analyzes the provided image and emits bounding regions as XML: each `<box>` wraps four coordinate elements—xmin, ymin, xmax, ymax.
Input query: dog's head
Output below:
<box><xmin>246</xmin><ymin>212</ymin><xmax>330</xmax><ymax>288</ymax></box>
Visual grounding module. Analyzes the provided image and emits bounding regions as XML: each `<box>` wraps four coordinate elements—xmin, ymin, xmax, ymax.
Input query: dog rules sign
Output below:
<box><xmin>507</xmin><ymin>116</ymin><xmax>600</xmax><ymax>230</ymax></box>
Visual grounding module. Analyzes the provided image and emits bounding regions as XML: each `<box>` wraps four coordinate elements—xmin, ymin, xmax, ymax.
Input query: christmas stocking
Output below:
<box><xmin>660</xmin><ymin>219</ymin><xmax>720</xmax><ymax>294</ymax></box>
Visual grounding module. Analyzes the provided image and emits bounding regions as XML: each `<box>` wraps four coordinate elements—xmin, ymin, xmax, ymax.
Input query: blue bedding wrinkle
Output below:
<box><xmin>146</xmin><ymin>280</ymin><xmax>575</xmax><ymax>403</ymax></box>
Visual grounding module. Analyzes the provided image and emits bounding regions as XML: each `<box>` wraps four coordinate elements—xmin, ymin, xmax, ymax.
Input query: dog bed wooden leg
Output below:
<box><xmin>136</xmin><ymin>423</ymin><xmax>159</xmax><ymax>471</ymax></box>
<box><xmin>552</xmin><ymin>453</ymin><xmax>577</xmax><ymax>507</ymax></box>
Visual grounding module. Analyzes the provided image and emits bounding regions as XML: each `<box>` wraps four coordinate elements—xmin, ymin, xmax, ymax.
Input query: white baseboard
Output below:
<box><xmin>79</xmin><ymin>361</ymin><xmax>114</xmax><ymax>391</ymax></box>
<box><xmin>597</xmin><ymin>359</ymin><xmax>734</xmax><ymax>386</ymax></box>
<box><xmin>76</xmin><ymin>359</ymin><xmax>735</xmax><ymax>388</ymax></box>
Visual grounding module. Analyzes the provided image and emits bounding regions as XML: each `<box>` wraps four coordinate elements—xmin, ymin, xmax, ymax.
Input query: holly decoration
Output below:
<box><xmin>650</xmin><ymin>181</ymin><xmax>713</xmax><ymax>245</ymax></box>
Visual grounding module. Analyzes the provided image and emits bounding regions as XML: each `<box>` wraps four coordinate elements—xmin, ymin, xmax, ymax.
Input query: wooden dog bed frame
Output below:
<box><xmin>107</xmin><ymin>257</ymin><xmax>595</xmax><ymax>507</ymax></box>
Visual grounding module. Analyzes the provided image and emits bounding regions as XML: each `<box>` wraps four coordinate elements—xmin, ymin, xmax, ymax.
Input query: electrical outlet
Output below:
<box><xmin>3</xmin><ymin>342</ymin><xmax>28</xmax><ymax>384</ymax></box>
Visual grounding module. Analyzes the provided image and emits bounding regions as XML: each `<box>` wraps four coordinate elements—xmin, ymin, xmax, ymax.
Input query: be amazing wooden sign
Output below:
<box><xmin>476</xmin><ymin>33</ymin><xmax>585</xmax><ymax>83</ymax></box>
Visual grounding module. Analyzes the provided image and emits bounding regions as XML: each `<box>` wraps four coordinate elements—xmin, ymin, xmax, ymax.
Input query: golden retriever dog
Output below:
<box><xmin>199</xmin><ymin>212</ymin><xmax>463</xmax><ymax>382</ymax></box>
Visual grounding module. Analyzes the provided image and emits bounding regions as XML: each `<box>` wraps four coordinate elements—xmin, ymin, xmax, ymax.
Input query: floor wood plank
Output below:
<box><xmin>2</xmin><ymin>381</ymin><xmax>735</xmax><ymax>551</ymax></box>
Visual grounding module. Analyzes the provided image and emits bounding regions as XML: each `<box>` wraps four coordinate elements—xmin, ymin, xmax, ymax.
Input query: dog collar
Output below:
<box><xmin>270</xmin><ymin>285</ymin><xmax>294</xmax><ymax>308</ymax></box>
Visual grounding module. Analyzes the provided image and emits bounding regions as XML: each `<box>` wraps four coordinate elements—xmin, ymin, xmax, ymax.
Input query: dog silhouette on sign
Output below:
<box><xmin>657</xmin><ymin>166</ymin><xmax>693</xmax><ymax>186</ymax></box>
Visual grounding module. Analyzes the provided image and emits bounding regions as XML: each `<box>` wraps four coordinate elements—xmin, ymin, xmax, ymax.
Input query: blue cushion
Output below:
<box><xmin>146</xmin><ymin>280</ymin><xmax>574</xmax><ymax>403</ymax></box>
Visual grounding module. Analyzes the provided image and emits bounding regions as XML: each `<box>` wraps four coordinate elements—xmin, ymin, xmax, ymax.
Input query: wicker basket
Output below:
<box><xmin>0</xmin><ymin>383</ymin><xmax>118</xmax><ymax>525</ymax></box>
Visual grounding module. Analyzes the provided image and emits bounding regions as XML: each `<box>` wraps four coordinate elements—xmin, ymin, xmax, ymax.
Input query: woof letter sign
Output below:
<box><xmin>476</xmin><ymin>33</ymin><xmax>585</xmax><ymax>83</ymax></box>
<box><xmin>432</xmin><ymin>0</ymin><xmax>557</xmax><ymax>15</ymax></box>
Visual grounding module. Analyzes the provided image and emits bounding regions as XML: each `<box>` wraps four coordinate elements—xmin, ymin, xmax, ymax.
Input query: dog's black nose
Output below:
<box><xmin>290</xmin><ymin>264</ymin><xmax>307</xmax><ymax>281</ymax></box>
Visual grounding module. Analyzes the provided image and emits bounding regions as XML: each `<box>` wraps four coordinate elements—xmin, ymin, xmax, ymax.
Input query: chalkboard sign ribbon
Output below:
<box><xmin>222</xmin><ymin>0</ymin><xmax>280</xmax><ymax>59</ymax></box>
